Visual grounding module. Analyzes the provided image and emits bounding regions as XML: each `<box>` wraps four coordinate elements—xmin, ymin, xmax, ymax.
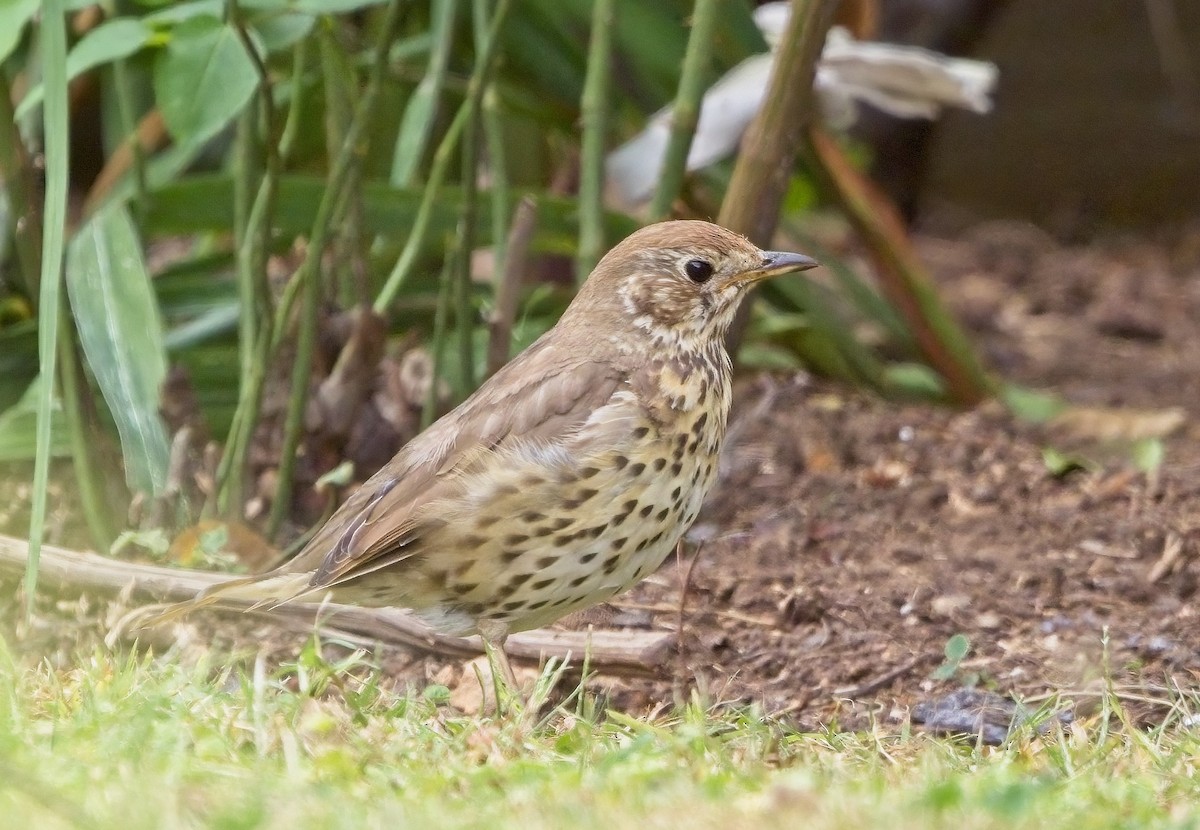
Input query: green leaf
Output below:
<box><xmin>882</xmin><ymin>362</ymin><xmax>946</xmax><ymax>400</ymax></box>
<box><xmin>1041</xmin><ymin>447</ymin><xmax>1092</xmax><ymax>478</ymax></box>
<box><xmin>16</xmin><ymin>18</ymin><xmax>158</xmax><ymax>119</ymax></box>
<box><xmin>0</xmin><ymin>0</ymin><xmax>38</xmax><ymax>63</ymax></box>
<box><xmin>944</xmin><ymin>633</ymin><xmax>970</xmax><ymax>663</ymax></box>
<box><xmin>153</xmin><ymin>15</ymin><xmax>258</xmax><ymax>145</ymax></box>
<box><xmin>0</xmin><ymin>376</ymin><xmax>71</xmax><ymax>462</ymax></box>
<box><xmin>66</xmin><ymin>205</ymin><xmax>171</xmax><ymax>495</ymax></box>
<box><xmin>1002</xmin><ymin>384</ymin><xmax>1066</xmax><ymax>424</ymax></box>
<box><xmin>251</xmin><ymin>11</ymin><xmax>315</xmax><ymax>52</ymax></box>
<box><xmin>1130</xmin><ymin>437</ymin><xmax>1165</xmax><ymax>474</ymax></box>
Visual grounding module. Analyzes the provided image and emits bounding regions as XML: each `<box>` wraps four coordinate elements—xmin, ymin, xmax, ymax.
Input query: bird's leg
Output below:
<box><xmin>478</xmin><ymin>620</ymin><xmax>523</xmax><ymax>711</ymax></box>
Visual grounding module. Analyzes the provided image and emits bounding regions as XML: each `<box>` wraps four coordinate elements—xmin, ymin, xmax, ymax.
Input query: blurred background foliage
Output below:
<box><xmin>0</xmin><ymin>0</ymin><xmax>1059</xmax><ymax>574</ymax></box>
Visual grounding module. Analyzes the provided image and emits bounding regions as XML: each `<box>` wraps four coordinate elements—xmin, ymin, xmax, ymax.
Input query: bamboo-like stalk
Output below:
<box><xmin>575</xmin><ymin>0</ymin><xmax>616</xmax><ymax>282</ymax></box>
<box><xmin>453</xmin><ymin>0</ymin><xmax>515</xmax><ymax>400</ymax></box>
<box><xmin>27</xmin><ymin>0</ymin><xmax>72</xmax><ymax>609</ymax></box>
<box><xmin>423</xmin><ymin>244</ymin><xmax>457</xmax><ymax>430</ymax></box>
<box><xmin>475</xmin><ymin>0</ymin><xmax>510</xmax><ymax>313</ymax></box>
<box><xmin>486</xmin><ymin>196</ymin><xmax>537</xmax><ymax>376</ymax></box>
<box><xmin>267</xmin><ymin>0</ymin><xmax>403</xmax><ymax>537</ymax></box>
<box><xmin>215</xmin><ymin>10</ymin><xmax>292</xmax><ymax>517</ymax></box>
<box><xmin>719</xmin><ymin>0</ymin><xmax>838</xmax><ymax>350</ymax></box>
<box><xmin>804</xmin><ymin>127</ymin><xmax>991</xmax><ymax>405</ymax></box>
<box><xmin>648</xmin><ymin>0</ymin><xmax>722</xmax><ymax>221</ymax></box>
<box><xmin>109</xmin><ymin>59</ymin><xmax>148</xmax><ymax>220</ymax></box>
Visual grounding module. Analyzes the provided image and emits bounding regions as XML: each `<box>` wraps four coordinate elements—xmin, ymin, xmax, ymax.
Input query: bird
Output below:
<box><xmin>141</xmin><ymin>220</ymin><xmax>817</xmax><ymax>686</ymax></box>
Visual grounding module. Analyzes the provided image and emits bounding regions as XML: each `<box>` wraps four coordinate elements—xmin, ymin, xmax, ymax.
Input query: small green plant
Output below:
<box><xmin>931</xmin><ymin>633</ymin><xmax>972</xmax><ymax>683</ymax></box>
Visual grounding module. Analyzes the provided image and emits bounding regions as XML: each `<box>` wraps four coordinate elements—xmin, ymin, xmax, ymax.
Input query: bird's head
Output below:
<box><xmin>567</xmin><ymin>220</ymin><xmax>818</xmax><ymax>349</ymax></box>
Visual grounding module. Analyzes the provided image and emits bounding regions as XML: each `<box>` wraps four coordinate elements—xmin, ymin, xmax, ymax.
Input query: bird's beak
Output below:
<box><xmin>730</xmin><ymin>250</ymin><xmax>819</xmax><ymax>287</ymax></box>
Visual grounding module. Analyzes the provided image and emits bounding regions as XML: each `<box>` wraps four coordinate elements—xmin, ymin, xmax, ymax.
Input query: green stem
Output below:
<box><xmin>26</xmin><ymin>0</ymin><xmax>70</xmax><ymax>611</ymax></box>
<box><xmin>475</xmin><ymin>0</ymin><xmax>510</xmax><ymax>293</ymax></box>
<box><xmin>423</xmin><ymin>246</ymin><xmax>457</xmax><ymax>430</ymax></box>
<box><xmin>267</xmin><ymin>0</ymin><xmax>403</xmax><ymax>537</ymax></box>
<box><xmin>109</xmin><ymin>59</ymin><xmax>148</xmax><ymax>221</ymax></box>
<box><xmin>453</xmin><ymin>0</ymin><xmax>515</xmax><ymax>399</ymax></box>
<box><xmin>649</xmin><ymin>0</ymin><xmax>722</xmax><ymax>221</ymax></box>
<box><xmin>373</xmin><ymin>101</ymin><xmax>469</xmax><ymax>314</ymax></box>
<box><xmin>575</xmin><ymin>0</ymin><xmax>615</xmax><ymax>281</ymax></box>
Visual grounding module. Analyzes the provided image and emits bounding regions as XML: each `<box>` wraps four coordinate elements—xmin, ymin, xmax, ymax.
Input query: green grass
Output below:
<box><xmin>1</xmin><ymin>631</ymin><xmax>1198</xmax><ymax>830</ymax></box>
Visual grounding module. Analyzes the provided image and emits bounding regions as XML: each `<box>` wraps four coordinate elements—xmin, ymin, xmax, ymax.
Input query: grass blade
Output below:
<box><xmin>648</xmin><ymin>0</ymin><xmax>721</xmax><ymax>221</ymax></box>
<box><xmin>575</xmin><ymin>0</ymin><xmax>615</xmax><ymax>281</ymax></box>
<box><xmin>26</xmin><ymin>0</ymin><xmax>70</xmax><ymax>610</ymax></box>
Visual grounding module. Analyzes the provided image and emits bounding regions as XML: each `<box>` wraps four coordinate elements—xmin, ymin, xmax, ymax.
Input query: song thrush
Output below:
<box><xmin>148</xmin><ymin>221</ymin><xmax>816</xmax><ymax>681</ymax></box>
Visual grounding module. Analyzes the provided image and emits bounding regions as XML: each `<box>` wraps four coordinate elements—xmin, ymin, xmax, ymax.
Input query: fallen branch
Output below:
<box><xmin>0</xmin><ymin>533</ymin><xmax>673</xmax><ymax>676</ymax></box>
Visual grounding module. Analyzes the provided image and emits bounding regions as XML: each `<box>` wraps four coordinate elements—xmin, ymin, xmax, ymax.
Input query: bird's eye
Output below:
<box><xmin>684</xmin><ymin>259</ymin><xmax>714</xmax><ymax>283</ymax></box>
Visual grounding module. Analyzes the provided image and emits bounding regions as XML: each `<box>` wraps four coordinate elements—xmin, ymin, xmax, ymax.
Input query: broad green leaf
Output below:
<box><xmin>153</xmin><ymin>15</ymin><xmax>257</xmax><ymax>145</ymax></box>
<box><xmin>882</xmin><ymin>362</ymin><xmax>947</xmax><ymax>400</ymax></box>
<box><xmin>252</xmin><ymin>11</ymin><xmax>314</xmax><ymax>52</ymax></box>
<box><xmin>16</xmin><ymin>18</ymin><xmax>158</xmax><ymax>118</ymax></box>
<box><xmin>145</xmin><ymin>0</ymin><xmax>222</xmax><ymax>25</ymax></box>
<box><xmin>0</xmin><ymin>0</ymin><xmax>38</xmax><ymax>63</ymax></box>
<box><xmin>66</xmin><ymin>205</ymin><xmax>171</xmax><ymax>495</ymax></box>
<box><xmin>0</xmin><ymin>376</ymin><xmax>71</xmax><ymax>462</ymax></box>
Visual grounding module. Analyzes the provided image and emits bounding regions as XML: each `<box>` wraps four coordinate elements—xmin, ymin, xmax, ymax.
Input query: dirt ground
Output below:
<box><xmin>6</xmin><ymin>220</ymin><xmax>1200</xmax><ymax>731</ymax></box>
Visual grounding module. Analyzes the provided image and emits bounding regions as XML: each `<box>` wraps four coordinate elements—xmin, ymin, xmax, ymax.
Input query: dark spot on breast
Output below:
<box><xmin>505</xmin><ymin>533</ymin><xmax>529</xmax><ymax>546</ymax></box>
<box><xmin>537</xmin><ymin>555</ymin><xmax>560</xmax><ymax>568</ymax></box>
<box><xmin>453</xmin><ymin>560</ymin><xmax>474</xmax><ymax>577</ymax></box>
<box><xmin>521</xmin><ymin>511</ymin><xmax>546</xmax><ymax>523</ymax></box>
<box><xmin>502</xmin><ymin>600</ymin><xmax>525</xmax><ymax>611</ymax></box>
<box><xmin>649</xmin><ymin>530</ymin><xmax>665</xmax><ymax>545</ymax></box>
<box><xmin>633</xmin><ymin>426</ymin><xmax>649</xmax><ymax>439</ymax></box>
<box><xmin>612</xmin><ymin>536</ymin><xmax>629</xmax><ymax>549</ymax></box>
<box><xmin>671</xmin><ymin>461</ymin><xmax>683</xmax><ymax>475</ymax></box>
<box><xmin>585</xmin><ymin>524</ymin><xmax>605</xmax><ymax>538</ymax></box>
<box><xmin>602</xmin><ymin>556</ymin><xmax>620</xmax><ymax>574</ymax></box>
<box><xmin>655</xmin><ymin>508</ymin><xmax>669</xmax><ymax>522</ymax></box>
<box><xmin>428</xmin><ymin>570</ymin><xmax>450</xmax><ymax>589</ymax></box>
<box><xmin>477</xmin><ymin>515</ymin><xmax>501</xmax><ymax>528</ymax></box>
<box><xmin>693</xmin><ymin>412</ymin><xmax>708</xmax><ymax>432</ymax></box>
<box><xmin>551</xmin><ymin>517</ymin><xmax>572</xmax><ymax>530</ymax></box>
<box><xmin>622</xmin><ymin>499</ymin><xmax>638</xmax><ymax>512</ymax></box>
<box><xmin>531</xmin><ymin>578</ymin><xmax>555</xmax><ymax>591</ymax></box>
<box><xmin>461</xmin><ymin>534</ymin><xmax>487</xmax><ymax>548</ymax></box>
<box><xmin>578</xmin><ymin>488</ymin><xmax>599</xmax><ymax>501</ymax></box>
<box><xmin>501</xmin><ymin>551</ymin><xmax>522</xmax><ymax>564</ymax></box>
<box><xmin>580</xmin><ymin>466</ymin><xmax>600</xmax><ymax>479</ymax></box>
<box><xmin>552</xmin><ymin>596</ymin><xmax>572</xmax><ymax>606</ymax></box>
<box><xmin>629</xmin><ymin>462</ymin><xmax>647</xmax><ymax>476</ymax></box>
<box><xmin>452</xmin><ymin>582</ymin><xmax>478</xmax><ymax>596</ymax></box>
<box><xmin>569</xmin><ymin>575</ymin><xmax>588</xmax><ymax>587</ymax></box>
<box><xmin>613</xmin><ymin>510</ymin><xmax>632</xmax><ymax>526</ymax></box>
<box><xmin>671</xmin><ymin>485</ymin><xmax>681</xmax><ymax>500</ymax></box>
<box><xmin>636</xmin><ymin>539</ymin><xmax>650</xmax><ymax>552</ymax></box>
<box><xmin>653</xmin><ymin>458</ymin><xmax>666</xmax><ymax>472</ymax></box>
<box><xmin>495</xmin><ymin>484</ymin><xmax>519</xmax><ymax>497</ymax></box>
<box><xmin>639</xmin><ymin>505</ymin><xmax>653</xmax><ymax>518</ymax></box>
<box><xmin>508</xmin><ymin>572</ymin><xmax>534</xmax><ymax>587</ymax></box>
<box><xmin>528</xmin><ymin>599</ymin><xmax>549</xmax><ymax>610</ymax></box>
<box><xmin>553</xmin><ymin>533</ymin><xmax>575</xmax><ymax>546</ymax></box>
<box><xmin>613</xmin><ymin>455</ymin><xmax>629</xmax><ymax>470</ymax></box>
<box><xmin>462</xmin><ymin>602</ymin><xmax>485</xmax><ymax>615</ymax></box>
<box><xmin>533</xmin><ymin>526</ymin><xmax>554</xmax><ymax>537</ymax></box>
<box><xmin>580</xmin><ymin>551</ymin><xmax>598</xmax><ymax>563</ymax></box>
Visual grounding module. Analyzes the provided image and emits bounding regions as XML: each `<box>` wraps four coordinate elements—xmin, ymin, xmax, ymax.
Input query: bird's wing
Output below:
<box><xmin>288</xmin><ymin>339</ymin><xmax>629</xmax><ymax>592</ymax></box>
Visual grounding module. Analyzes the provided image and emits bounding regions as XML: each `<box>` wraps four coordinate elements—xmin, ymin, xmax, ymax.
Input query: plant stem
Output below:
<box><xmin>720</xmin><ymin>0</ymin><xmax>838</xmax><ymax>350</ymax></box>
<box><xmin>475</xmin><ymin>0</ymin><xmax>510</xmax><ymax>297</ymax></box>
<box><xmin>374</xmin><ymin>101</ymin><xmax>469</xmax><ymax>314</ymax></box>
<box><xmin>267</xmin><ymin>0</ymin><xmax>403</xmax><ymax>537</ymax></box>
<box><xmin>486</xmin><ymin>195</ymin><xmax>537</xmax><ymax>376</ymax></box>
<box><xmin>453</xmin><ymin>0</ymin><xmax>515</xmax><ymax>399</ymax></box>
<box><xmin>649</xmin><ymin>0</ymin><xmax>722</xmax><ymax>221</ymax></box>
<box><xmin>575</xmin><ymin>0</ymin><xmax>615</xmax><ymax>281</ymax></box>
<box><xmin>26</xmin><ymin>0</ymin><xmax>71</xmax><ymax>611</ymax></box>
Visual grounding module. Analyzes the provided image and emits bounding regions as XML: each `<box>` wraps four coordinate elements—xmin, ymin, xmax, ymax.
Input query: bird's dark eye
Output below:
<box><xmin>684</xmin><ymin>259</ymin><xmax>714</xmax><ymax>283</ymax></box>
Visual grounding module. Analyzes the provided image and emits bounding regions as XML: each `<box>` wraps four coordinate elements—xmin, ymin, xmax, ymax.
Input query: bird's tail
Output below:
<box><xmin>114</xmin><ymin>571</ymin><xmax>315</xmax><ymax>634</ymax></box>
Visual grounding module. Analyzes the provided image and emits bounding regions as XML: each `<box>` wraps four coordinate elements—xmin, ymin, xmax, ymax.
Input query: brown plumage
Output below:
<box><xmin>146</xmin><ymin>220</ymin><xmax>816</xmax><ymax>678</ymax></box>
